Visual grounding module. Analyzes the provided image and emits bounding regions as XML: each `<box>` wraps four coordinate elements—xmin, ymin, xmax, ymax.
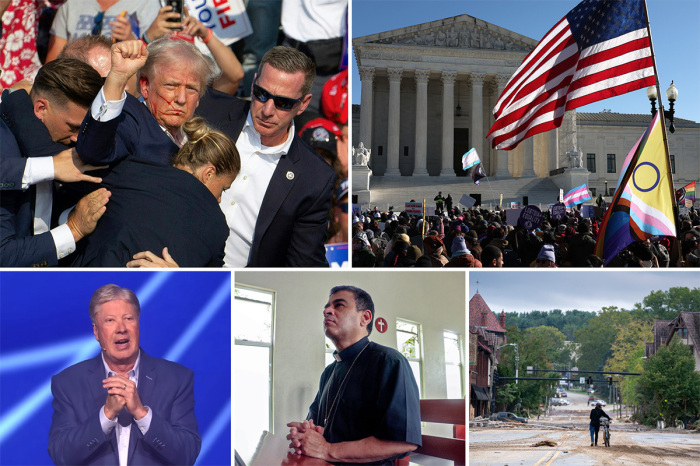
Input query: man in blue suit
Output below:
<box><xmin>48</xmin><ymin>284</ymin><xmax>200</xmax><ymax>465</ymax></box>
<box><xmin>0</xmin><ymin>59</ymin><xmax>110</xmax><ymax>267</ymax></box>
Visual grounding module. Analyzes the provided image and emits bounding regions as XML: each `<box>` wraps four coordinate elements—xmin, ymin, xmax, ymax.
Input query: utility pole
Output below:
<box><xmin>515</xmin><ymin>344</ymin><xmax>519</xmax><ymax>385</ymax></box>
<box><xmin>626</xmin><ymin>376</ymin><xmax>629</xmax><ymax>418</ymax></box>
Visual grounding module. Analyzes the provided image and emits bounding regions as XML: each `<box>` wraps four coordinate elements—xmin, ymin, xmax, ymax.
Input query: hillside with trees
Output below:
<box><xmin>495</xmin><ymin>287</ymin><xmax>700</xmax><ymax>426</ymax></box>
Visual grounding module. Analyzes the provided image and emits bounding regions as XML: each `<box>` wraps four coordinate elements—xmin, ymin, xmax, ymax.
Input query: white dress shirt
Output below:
<box><xmin>20</xmin><ymin>147</ymin><xmax>75</xmax><ymax>260</ymax></box>
<box><xmin>98</xmin><ymin>352</ymin><xmax>152</xmax><ymax>466</ymax></box>
<box><xmin>221</xmin><ymin>112</ymin><xmax>295</xmax><ymax>267</ymax></box>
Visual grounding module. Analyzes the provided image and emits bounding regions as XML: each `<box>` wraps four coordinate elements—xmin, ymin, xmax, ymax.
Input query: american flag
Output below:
<box><xmin>487</xmin><ymin>0</ymin><xmax>655</xmax><ymax>150</ymax></box>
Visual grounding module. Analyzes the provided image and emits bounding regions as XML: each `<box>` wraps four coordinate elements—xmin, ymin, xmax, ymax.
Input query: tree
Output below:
<box><xmin>639</xmin><ymin>337</ymin><xmax>700</xmax><ymax>425</ymax></box>
<box><xmin>495</xmin><ymin>383</ymin><xmax>518</xmax><ymax>412</ymax></box>
<box><xmin>504</xmin><ymin>309</ymin><xmax>597</xmax><ymax>339</ymax></box>
<box><xmin>604</xmin><ymin>320</ymin><xmax>652</xmax><ymax>406</ymax></box>
<box><xmin>630</xmin><ymin>287</ymin><xmax>700</xmax><ymax>321</ymax></box>
<box><xmin>574</xmin><ymin>306</ymin><xmax>631</xmax><ymax>371</ymax></box>
<box><xmin>522</xmin><ymin>326</ymin><xmax>569</xmax><ymax>366</ymax></box>
<box><xmin>502</xmin><ymin>325</ymin><xmax>568</xmax><ymax>414</ymax></box>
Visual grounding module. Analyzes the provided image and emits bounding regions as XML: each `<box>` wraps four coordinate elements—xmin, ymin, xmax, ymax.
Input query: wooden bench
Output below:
<box><xmin>406</xmin><ymin>399</ymin><xmax>466</xmax><ymax>465</ymax></box>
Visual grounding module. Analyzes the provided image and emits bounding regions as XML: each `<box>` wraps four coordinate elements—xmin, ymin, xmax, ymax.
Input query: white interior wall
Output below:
<box><xmin>235</xmin><ymin>271</ymin><xmax>466</xmax><ymax>438</ymax></box>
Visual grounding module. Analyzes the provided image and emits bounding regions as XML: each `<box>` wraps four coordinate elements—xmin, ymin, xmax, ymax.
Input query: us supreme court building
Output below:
<box><xmin>352</xmin><ymin>14</ymin><xmax>699</xmax><ymax>199</ymax></box>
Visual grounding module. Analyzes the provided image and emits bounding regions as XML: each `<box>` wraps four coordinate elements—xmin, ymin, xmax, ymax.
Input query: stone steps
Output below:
<box><xmin>358</xmin><ymin>174</ymin><xmax>591</xmax><ymax>211</ymax></box>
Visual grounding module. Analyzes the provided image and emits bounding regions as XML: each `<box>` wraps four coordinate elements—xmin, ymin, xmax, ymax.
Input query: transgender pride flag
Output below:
<box><xmin>562</xmin><ymin>184</ymin><xmax>592</xmax><ymax>208</ymax></box>
<box><xmin>462</xmin><ymin>148</ymin><xmax>480</xmax><ymax>171</ymax></box>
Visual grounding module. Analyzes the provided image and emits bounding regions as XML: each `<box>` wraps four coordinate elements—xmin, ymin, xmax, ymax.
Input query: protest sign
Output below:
<box><xmin>581</xmin><ymin>205</ymin><xmax>595</xmax><ymax>219</ymax></box>
<box><xmin>505</xmin><ymin>208</ymin><xmax>520</xmax><ymax>227</ymax></box>
<box><xmin>325</xmin><ymin>243</ymin><xmax>348</xmax><ymax>268</ymax></box>
<box><xmin>459</xmin><ymin>194</ymin><xmax>476</xmax><ymax>208</ymax></box>
<box><xmin>186</xmin><ymin>0</ymin><xmax>252</xmax><ymax>45</ymax></box>
<box><xmin>405</xmin><ymin>202</ymin><xmax>423</xmax><ymax>216</ymax></box>
<box><xmin>551</xmin><ymin>202</ymin><xmax>566</xmax><ymax>220</ymax></box>
<box><xmin>519</xmin><ymin>205</ymin><xmax>543</xmax><ymax>231</ymax></box>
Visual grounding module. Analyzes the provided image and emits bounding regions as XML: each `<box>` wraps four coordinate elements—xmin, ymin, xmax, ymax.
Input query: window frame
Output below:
<box><xmin>233</xmin><ymin>284</ymin><xmax>276</xmax><ymax>442</ymax></box>
<box><xmin>606</xmin><ymin>154</ymin><xmax>616</xmax><ymax>173</ymax></box>
<box><xmin>396</xmin><ymin>318</ymin><xmax>424</xmax><ymax>397</ymax></box>
<box><xmin>586</xmin><ymin>153</ymin><xmax>596</xmax><ymax>173</ymax></box>
<box><xmin>443</xmin><ymin>330</ymin><xmax>465</xmax><ymax>399</ymax></box>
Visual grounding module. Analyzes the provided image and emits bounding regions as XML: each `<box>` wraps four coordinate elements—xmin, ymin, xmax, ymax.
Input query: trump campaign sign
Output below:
<box><xmin>186</xmin><ymin>0</ymin><xmax>252</xmax><ymax>45</ymax></box>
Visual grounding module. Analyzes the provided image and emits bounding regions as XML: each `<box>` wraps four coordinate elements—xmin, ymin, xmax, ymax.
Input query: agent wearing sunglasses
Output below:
<box><xmin>196</xmin><ymin>46</ymin><xmax>337</xmax><ymax>268</ymax></box>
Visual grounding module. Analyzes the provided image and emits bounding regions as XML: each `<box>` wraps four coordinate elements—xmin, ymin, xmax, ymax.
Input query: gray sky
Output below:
<box><xmin>470</xmin><ymin>271</ymin><xmax>699</xmax><ymax>314</ymax></box>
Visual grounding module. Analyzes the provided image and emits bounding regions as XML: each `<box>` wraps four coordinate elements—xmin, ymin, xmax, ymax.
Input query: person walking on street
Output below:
<box><xmin>589</xmin><ymin>402</ymin><xmax>611</xmax><ymax>446</ymax></box>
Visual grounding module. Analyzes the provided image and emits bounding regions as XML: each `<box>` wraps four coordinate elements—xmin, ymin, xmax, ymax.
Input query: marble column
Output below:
<box><xmin>548</xmin><ymin>128</ymin><xmax>559</xmax><ymax>174</ymax></box>
<box><xmin>494</xmin><ymin>75</ymin><xmax>511</xmax><ymax>177</ymax></box>
<box><xmin>413</xmin><ymin>69</ymin><xmax>431</xmax><ymax>176</ymax></box>
<box><xmin>358</xmin><ymin>66</ymin><xmax>375</xmax><ymax>151</ymax></box>
<box><xmin>440</xmin><ymin>71</ymin><xmax>457</xmax><ymax>176</ymax></box>
<box><xmin>522</xmin><ymin>137</ymin><xmax>535</xmax><ymax>177</ymax></box>
<box><xmin>386</xmin><ymin>67</ymin><xmax>403</xmax><ymax>176</ymax></box>
<box><xmin>470</xmin><ymin>73</ymin><xmax>485</xmax><ymax>164</ymax></box>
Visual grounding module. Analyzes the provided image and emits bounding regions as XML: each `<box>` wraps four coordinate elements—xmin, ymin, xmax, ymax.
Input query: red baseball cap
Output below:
<box><xmin>299</xmin><ymin>118</ymin><xmax>341</xmax><ymax>155</ymax></box>
<box><xmin>321</xmin><ymin>69</ymin><xmax>348</xmax><ymax>125</ymax></box>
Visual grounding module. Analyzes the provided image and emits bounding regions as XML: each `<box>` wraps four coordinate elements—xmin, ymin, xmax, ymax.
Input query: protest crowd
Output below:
<box><xmin>1</xmin><ymin>0</ymin><xmax>348</xmax><ymax>267</ymax></box>
<box><xmin>352</xmin><ymin>202</ymin><xmax>700</xmax><ymax>268</ymax></box>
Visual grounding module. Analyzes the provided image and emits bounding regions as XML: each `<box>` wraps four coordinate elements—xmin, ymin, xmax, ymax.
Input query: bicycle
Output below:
<box><xmin>601</xmin><ymin>418</ymin><xmax>611</xmax><ymax>447</ymax></box>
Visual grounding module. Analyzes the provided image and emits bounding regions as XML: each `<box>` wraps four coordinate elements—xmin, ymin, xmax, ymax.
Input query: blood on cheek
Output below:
<box><xmin>154</xmin><ymin>91</ymin><xmax>185</xmax><ymax>116</ymax></box>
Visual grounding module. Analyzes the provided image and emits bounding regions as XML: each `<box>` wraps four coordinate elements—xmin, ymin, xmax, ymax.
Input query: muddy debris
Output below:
<box><xmin>531</xmin><ymin>440</ymin><xmax>557</xmax><ymax>447</ymax></box>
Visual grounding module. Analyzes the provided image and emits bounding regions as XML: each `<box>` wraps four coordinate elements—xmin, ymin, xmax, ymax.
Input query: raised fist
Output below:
<box><xmin>110</xmin><ymin>40</ymin><xmax>148</xmax><ymax>79</ymax></box>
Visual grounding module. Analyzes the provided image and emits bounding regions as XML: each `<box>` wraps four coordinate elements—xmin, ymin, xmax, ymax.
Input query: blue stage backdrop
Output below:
<box><xmin>0</xmin><ymin>271</ymin><xmax>231</xmax><ymax>465</ymax></box>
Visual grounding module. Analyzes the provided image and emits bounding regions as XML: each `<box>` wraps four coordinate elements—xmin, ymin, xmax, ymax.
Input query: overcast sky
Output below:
<box><xmin>469</xmin><ymin>271</ymin><xmax>699</xmax><ymax>314</ymax></box>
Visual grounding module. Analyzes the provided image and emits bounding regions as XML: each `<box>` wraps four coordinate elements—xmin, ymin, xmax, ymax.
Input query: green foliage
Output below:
<box><xmin>604</xmin><ymin>320</ymin><xmax>652</xmax><ymax>405</ymax></box>
<box><xmin>522</xmin><ymin>326</ymin><xmax>569</xmax><ymax>366</ymax></box>
<box><xmin>630</xmin><ymin>287</ymin><xmax>700</xmax><ymax>321</ymax></box>
<box><xmin>574</xmin><ymin>306</ymin><xmax>631</xmax><ymax>371</ymax></box>
<box><xmin>496</xmin><ymin>325</ymin><xmax>566</xmax><ymax>412</ymax></box>
<box><xmin>495</xmin><ymin>383</ymin><xmax>518</xmax><ymax>411</ymax></box>
<box><xmin>498</xmin><ymin>287</ymin><xmax>699</xmax><ymax>424</ymax></box>
<box><xmin>638</xmin><ymin>338</ymin><xmax>700</xmax><ymax>425</ymax></box>
<box><xmin>505</xmin><ymin>309</ymin><xmax>597</xmax><ymax>340</ymax></box>
<box><xmin>400</xmin><ymin>334</ymin><xmax>417</xmax><ymax>359</ymax></box>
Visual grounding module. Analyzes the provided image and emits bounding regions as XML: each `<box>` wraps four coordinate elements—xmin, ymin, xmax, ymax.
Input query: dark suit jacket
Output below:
<box><xmin>48</xmin><ymin>350</ymin><xmax>201</xmax><ymax>465</ymax></box>
<box><xmin>196</xmin><ymin>88</ymin><xmax>336</xmax><ymax>267</ymax></box>
<box><xmin>0</xmin><ymin>90</ymin><xmax>69</xmax><ymax>267</ymax></box>
<box><xmin>70</xmin><ymin>159</ymin><xmax>228</xmax><ymax>267</ymax></box>
<box><xmin>76</xmin><ymin>93</ymin><xmax>179</xmax><ymax>167</ymax></box>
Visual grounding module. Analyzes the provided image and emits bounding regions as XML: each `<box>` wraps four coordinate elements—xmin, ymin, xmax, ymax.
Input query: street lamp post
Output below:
<box><xmin>647</xmin><ymin>82</ymin><xmax>679</xmax><ymax>133</ymax></box>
